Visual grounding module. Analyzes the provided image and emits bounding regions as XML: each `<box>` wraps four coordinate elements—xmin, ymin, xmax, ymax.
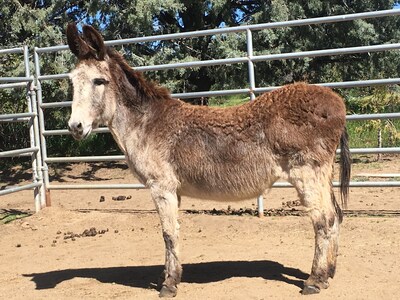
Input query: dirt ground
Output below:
<box><xmin>1</xmin><ymin>155</ymin><xmax>399</xmax><ymax>299</ymax></box>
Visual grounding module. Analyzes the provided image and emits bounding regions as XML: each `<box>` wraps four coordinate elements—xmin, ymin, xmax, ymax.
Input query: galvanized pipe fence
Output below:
<box><xmin>0</xmin><ymin>46</ymin><xmax>45</xmax><ymax>211</ymax></box>
<box><xmin>2</xmin><ymin>9</ymin><xmax>400</xmax><ymax>213</ymax></box>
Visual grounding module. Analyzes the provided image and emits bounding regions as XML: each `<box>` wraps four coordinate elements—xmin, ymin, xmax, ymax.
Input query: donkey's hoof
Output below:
<box><xmin>302</xmin><ymin>285</ymin><xmax>320</xmax><ymax>295</ymax></box>
<box><xmin>159</xmin><ymin>285</ymin><xmax>177</xmax><ymax>298</ymax></box>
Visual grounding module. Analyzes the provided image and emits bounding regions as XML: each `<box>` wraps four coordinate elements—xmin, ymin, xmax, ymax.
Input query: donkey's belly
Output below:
<box><xmin>179</xmin><ymin>184</ymin><xmax>263</xmax><ymax>201</ymax></box>
<box><xmin>178</xmin><ymin>169</ymin><xmax>278</xmax><ymax>201</ymax></box>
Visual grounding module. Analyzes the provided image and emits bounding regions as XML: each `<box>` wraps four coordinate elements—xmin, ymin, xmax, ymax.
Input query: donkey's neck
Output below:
<box><xmin>108</xmin><ymin>56</ymin><xmax>173</xmax><ymax>153</ymax></box>
<box><xmin>108</xmin><ymin>101</ymin><xmax>140</xmax><ymax>155</ymax></box>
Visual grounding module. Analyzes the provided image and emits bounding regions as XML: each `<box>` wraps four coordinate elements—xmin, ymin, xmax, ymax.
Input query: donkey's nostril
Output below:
<box><xmin>68</xmin><ymin>121</ymin><xmax>83</xmax><ymax>132</ymax></box>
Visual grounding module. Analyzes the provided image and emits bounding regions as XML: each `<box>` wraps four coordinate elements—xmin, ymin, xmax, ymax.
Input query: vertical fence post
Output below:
<box><xmin>33</xmin><ymin>47</ymin><xmax>51</xmax><ymax>207</ymax></box>
<box><xmin>257</xmin><ymin>195</ymin><xmax>264</xmax><ymax>217</ymax></box>
<box><xmin>246</xmin><ymin>29</ymin><xmax>256</xmax><ymax>101</ymax></box>
<box><xmin>29</xmin><ymin>84</ymin><xmax>44</xmax><ymax>211</ymax></box>
<box><xmin>23</xmin><ymin>45</ymin><xmax>45</xmax><ymax>212</ymax></box>
<box><xmin>246</xmin><ymin>29</ymin><xmax>264</xmax><ymax>217</ymax></box>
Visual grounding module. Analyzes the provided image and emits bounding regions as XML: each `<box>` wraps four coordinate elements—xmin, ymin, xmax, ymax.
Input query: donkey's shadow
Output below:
<box><xmin>24</xmin><ymin>260</ymin><xmax>308</xmax><ymax>291</ymax></box>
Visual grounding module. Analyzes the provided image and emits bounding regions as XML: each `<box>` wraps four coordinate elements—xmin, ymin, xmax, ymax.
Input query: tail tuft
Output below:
<box><xmin>339</xmin><ymin>128</ymin><xmax>351</xmax><ymax>209</ymax></box>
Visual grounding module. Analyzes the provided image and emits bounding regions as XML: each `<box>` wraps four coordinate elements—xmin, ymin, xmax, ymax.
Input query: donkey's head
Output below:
<box><xmin>66</xmin><ymin>23</ymin><xmax>116</xmax><ymax>140</ymax></box>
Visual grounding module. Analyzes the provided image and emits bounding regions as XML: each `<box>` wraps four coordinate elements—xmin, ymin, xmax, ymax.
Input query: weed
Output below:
<box><xmin>352</xmin><ymin>176</ymin><xmax>370</xmax><ymax>182</ymax></box>
<box><xmin>0</xmin><ymin>210</ymin><xmax>31</xmax><ymax>224</ymax></box>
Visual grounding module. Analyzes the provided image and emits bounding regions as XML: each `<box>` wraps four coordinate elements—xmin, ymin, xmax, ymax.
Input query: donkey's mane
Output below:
<box><xmin>106</xmin><ymin>48</ymin><xmax>172</xmax><ymax>103</ymax></box>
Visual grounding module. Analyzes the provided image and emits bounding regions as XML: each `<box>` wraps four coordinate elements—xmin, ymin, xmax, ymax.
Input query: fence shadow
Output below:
<box><xmin>24</xmin><ymin>260</ymin><xmax>308</xmax><ymax>291</ymax></box>
<box><xmin>48</xmin><ymin>162</ymin><xmax>129</xmax><ymax>182</ymax></box>
<box><xmin>0</xmin><ymin>162</ymin><xmax>32</xmax><ymax>188</ymax></box>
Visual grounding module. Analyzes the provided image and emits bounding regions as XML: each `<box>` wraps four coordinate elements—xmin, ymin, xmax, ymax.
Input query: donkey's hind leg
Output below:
<box><xmin>288</xmin><ymin>163</ymin><xmax>341</xmax><ymax>295</ymax></box>
<box><xmin>150</xmin><ymin>184</ymin><xmax>182</xmax><ymax>297</ymax></box>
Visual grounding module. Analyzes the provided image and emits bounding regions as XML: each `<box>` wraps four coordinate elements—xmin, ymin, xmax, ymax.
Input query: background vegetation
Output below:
<box><xmin>1</xmin><ymin>0</ymin><xmax>400</xmax><ymax>164</ymax></box>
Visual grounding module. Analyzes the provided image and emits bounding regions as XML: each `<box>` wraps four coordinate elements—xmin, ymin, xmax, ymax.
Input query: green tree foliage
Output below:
<box><xmin>347</xmin><ymin>86</ymin><xmax>400</xmax><ymax>153</ymax></box>
<box><xmin>1</xmin><ymin>0</ymin><xmax>400</xmax><ymax>157</ymax></box>
<box><xmin>249</xmin><ymin>1</ymin><xmax>400</xmax><ymax>87</ymax></box>
<box><xmin>1</xmin><ymin>0</ymin><xmax>72</xmax><ymax>155</ymax></box>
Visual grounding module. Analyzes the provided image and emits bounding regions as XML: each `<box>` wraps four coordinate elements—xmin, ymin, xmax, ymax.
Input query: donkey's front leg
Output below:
<box><xmin>151</xmin><ymin>185</ymin><xmax>182</xmax><ymax>298</ymax></box>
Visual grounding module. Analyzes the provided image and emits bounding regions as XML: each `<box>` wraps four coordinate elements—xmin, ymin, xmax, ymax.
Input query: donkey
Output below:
<box><xmin>66</xmin><ymin>23</ymin><xmax>351</xmax><ymax>297</ymax></box>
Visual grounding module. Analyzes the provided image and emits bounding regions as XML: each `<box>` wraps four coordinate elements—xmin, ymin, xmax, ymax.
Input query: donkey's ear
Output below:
<box><xmin>66</xmin><ymin>23</ymin><xmax>91</xmax><ymax>58</ymax></box>
<box><xmin>82</xmin><ymin>25</ymin><xmax>106</xmax><ymax>60</ymax></box>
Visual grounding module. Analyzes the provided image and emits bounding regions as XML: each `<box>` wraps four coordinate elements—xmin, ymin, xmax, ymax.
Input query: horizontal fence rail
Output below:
<box><xmin>34</xmin><ymin>78</ymin><xmax>400</xmax><ymax>107</ymax></box>
<box><xmin>42</xmin><ymin>147</ymin><xmax>400</xmax><ymax>164</ymax></box>
<box><xmin>37</xmin><ymin>43</ymin><xmax>400</xmax><ymax>79</ymax></box>
<box><xmin>46</xmin><ymin>180</ymin><xmax>400</xmax><ymax>191</ymax></box>
<box><xmin>0</xmin><ymin>182</ymin><xmax>43</xmax><ymax>197</ymax></box>
<box><xmin>0</xmin><ymin>82</ymin><xmax>31</xmax><ymax>89</ymax></box>
<box><xmin>0</xmin><ymin>112</ymin><xmax>37</xmax><ymax>123</ymax></box>
<box><xmin>41</xmin><ymin>112</ymin><xmax>400</xmax><ymax>136</ymax></box>
<box><xmin>0</xmin><ymin>47</ymin><xmax>25</xmax><ymax>55</ymax></box>
<box><xmin>36</xmin><ymin>77</ymin><xmax>400</xmax><ymax>106</ymax></box>
<box><xmin>0</xmin><ymin>76</ymin><xmax>34</xmax><ymax>83</ymax></box>
<box><xmin>0</xmin><ymin>147</ymin><xmax>39</xmax><ymax>158</ymax></box>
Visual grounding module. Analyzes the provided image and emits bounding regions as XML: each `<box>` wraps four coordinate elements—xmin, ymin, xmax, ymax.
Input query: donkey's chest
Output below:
<box><xmin>124</xmin><ymin>140</ymin><xmax>179</xmax><ymax>187</ymax></box>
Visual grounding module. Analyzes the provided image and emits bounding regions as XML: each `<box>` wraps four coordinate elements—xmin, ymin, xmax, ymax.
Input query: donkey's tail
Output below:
<box><xmin>339</xmin><ymin>127</ymin><xmax>351</xmax><ymax>209</ymax></box>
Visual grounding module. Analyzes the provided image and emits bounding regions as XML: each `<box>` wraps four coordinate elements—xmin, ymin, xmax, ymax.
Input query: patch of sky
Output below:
<box><xmin>66</xmin><ymin>6</ymin><xmax>110</xmax><ymax>31</ymax></box>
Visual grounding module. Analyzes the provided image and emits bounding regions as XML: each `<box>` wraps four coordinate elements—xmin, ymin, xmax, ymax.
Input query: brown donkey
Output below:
<box><xmin>66</xmin><ymin>23</ymin><xmax>351</xmax><ymax>297</ymax></box>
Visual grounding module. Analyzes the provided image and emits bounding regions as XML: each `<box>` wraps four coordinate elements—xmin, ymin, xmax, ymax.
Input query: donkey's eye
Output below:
<box><xmin>93</xmin><ymin>78</ymin><xmax>108</xmax><ymax>86</ymax></box>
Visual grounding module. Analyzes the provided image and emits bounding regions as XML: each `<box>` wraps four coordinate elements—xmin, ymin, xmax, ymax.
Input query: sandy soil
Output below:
<box><xmin>1</xmin><ymin>155</ymin><xmax>399</xmax><ymax>299</ymax></box>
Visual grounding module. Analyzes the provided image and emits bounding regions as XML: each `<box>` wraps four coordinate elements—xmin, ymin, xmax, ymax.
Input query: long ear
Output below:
<box><xmin>66</xmin><ymin>23</ymin><xmax>92</xmax><ymax>58</ymax></box>
<box><xmin>82</xmin><ymin>25</ymin><xmax>106</xmax><ymax>60</ymax></box>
